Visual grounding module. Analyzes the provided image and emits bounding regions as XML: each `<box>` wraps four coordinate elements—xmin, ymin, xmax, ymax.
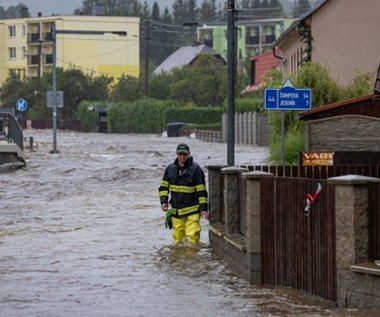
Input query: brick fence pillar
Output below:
<box><xmin>221</xmin><ymin>166</ymin><xmax>249</xmax><ymax>235</ymax></box>
<box><xmin>328</xmin><ymin>174</ymin><xmax>380</xmax><ymax>308</ymax></box>
<box><xmin>205</xmin><ymin>165</ymin><xmax>226</xmax><ymax>225</ymax></box>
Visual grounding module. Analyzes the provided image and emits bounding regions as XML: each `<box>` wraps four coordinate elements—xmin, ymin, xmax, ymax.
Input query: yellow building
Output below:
<box><xmin>0</xmin><ymin>15</ymin><xmax>140</xmax><ymax>85</ymax></box>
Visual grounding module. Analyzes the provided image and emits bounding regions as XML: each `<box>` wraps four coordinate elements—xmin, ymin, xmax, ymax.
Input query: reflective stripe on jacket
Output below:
<box><xmin>159</xmin><ymin>156</ymin><xmax>208</xmax><ymax>218</ymax></box>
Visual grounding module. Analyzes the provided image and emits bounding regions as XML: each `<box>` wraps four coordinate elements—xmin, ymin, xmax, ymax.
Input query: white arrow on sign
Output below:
<box><xmin>15</xmin><ymin>98</ymin><xmax>28</xmax><ymax>112</ymax></box>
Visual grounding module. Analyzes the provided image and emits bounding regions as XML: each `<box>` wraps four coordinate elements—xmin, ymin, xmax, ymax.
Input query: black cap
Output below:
<box><xmin>176</xmin><ymin>143</ymin><xmax>190</xmax><ymax>154</ymax></box>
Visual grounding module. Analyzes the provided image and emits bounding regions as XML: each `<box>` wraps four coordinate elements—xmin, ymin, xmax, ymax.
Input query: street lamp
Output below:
<box><xmin>51</xmin><ymin>27</ymin><xmax>127</xmax><ymax>153</ymax></box>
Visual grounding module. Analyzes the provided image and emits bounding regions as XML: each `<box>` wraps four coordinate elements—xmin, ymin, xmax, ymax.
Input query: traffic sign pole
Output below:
<box><xmin>52</xmin><ymin>25</ymin><xmax>57</xmax><ymax>153</ymax></box>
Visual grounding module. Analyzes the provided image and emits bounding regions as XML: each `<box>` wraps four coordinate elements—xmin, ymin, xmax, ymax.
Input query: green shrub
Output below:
<box><xmin>269</xmin><ymin>123</ymin><xmax>304</xmax><ymax>165</ymax></box>
<box><xmin>235</xmin><ymin>97</ymin><xmax>264</xmax><ymax>113</ymax></box>
<box><xmin>184</xmin><ymin>122</ymin><xmax>221</xmax><ymax>130</ymax></box>
<box><xmin>107</xmin><ymin>99</ymin><xmax>175</xmax><ymax>133</ymax></box>
<box><xmin>163</xmin><ymin>106</ymin><xmax>224</xmax><ymax>125</ymax></box>
<box><xmin>77</xmin><ymin>101</ymin><xmax>98</xmax><ymax>132</ymax></box>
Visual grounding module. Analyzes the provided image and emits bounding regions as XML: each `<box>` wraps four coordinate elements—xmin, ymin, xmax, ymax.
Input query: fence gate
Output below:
<box><xmin>261</xmin><ymin>177</ymin><xmax>336</xmax><ymax>301</ymax></box>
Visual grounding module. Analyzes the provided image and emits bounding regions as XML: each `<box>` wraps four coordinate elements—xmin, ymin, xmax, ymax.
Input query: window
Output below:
<box><xmin>8</xmin><ymin>26</ymin><xmax>16</xmax><ymax>38</ymax></box>
<box><xmin>9</xmin><ymin>47</ymin><xmax>16</xmax><ymax>59</ymax></box>
<box><xmin>9</xmin><ymin>69</ymin><xmax>18</xmax><ymax>77</ymax></box>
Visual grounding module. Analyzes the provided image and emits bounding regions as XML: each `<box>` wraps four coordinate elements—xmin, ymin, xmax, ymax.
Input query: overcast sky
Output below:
<box><xmin>0</xmin><ymin>0</ymin><xmax>178</xmax><ymax>16</ymax></box>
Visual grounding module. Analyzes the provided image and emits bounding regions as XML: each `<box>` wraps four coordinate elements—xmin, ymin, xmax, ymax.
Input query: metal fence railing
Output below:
<box><xmin>0</xmin><ymin>112</ymin><xmax>24</xmax><ymax>150</ymax></box>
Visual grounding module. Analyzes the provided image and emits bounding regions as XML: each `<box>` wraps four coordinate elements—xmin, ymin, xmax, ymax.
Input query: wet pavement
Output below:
<box><xmin>0</xmin><ymin>129</ymin><xmax>379</xmax><ymax>316</ymax></box>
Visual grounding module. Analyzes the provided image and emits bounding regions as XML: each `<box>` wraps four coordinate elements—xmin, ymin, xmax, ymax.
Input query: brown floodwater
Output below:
<box><xmin>0</xmin><ymin>129</ymin><xmax>378</xmax><ymax>316</ymax></box>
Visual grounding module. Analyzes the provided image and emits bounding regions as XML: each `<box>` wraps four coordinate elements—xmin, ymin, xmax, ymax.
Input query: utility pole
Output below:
<box><xmin>37</xmin><ymin>40</ymin><xmax>42</xmax><ymax>80</ymax></box>
<box><xmin>144</xmin><ymin>19</ymin><xmax>150</xmax><ymax>97</ymax></box>
<box><xmin>227</xmin><ymin>0</ymin><xmax>236</xmax><ymax>166</ymax></box>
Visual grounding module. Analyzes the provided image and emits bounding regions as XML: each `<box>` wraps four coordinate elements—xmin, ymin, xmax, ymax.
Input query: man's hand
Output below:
<box><xmin>161</xmin><ymin>203</ymin><xmax>168</xmax><ymax>212</ymax></box>
<box><xmin>200</xmin><ymin>211</ymin><xmax>209</xmax><ymax>220</ymax></box>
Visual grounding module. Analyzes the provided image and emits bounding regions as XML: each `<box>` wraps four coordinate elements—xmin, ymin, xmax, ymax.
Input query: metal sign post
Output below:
<box><xmin>264</xmin><ymin>80</ymin><xmax>313</xmax><ymax>165</ymax></box>
<box><xmin>226</xmin><ymin>0</ymin><xmax>236</xmax><ymax>166</ymax></box>
<box><xmin>52</xmin><ymin>25</ymin><xmax>58</xmax><ymax>153</ymax></box>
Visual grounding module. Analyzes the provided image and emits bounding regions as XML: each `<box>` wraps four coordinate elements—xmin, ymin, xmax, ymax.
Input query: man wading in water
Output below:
<box><xmin>159</xmin><ymin>143</ymin><xmax>209</xmax><ymax>245</ymax></box>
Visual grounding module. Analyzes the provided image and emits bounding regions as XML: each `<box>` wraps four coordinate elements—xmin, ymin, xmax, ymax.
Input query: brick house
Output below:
<box><xmin>241</xmin><ymin>49</ymin><xmax>281</xmax><ymax>95</ymax></box>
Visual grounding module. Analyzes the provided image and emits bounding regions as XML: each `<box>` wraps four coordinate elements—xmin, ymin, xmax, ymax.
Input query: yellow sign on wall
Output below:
<box><xmin>302</xmin><ymin>152</ymin><xmax>334</xmax><ymax>166</ymax></box>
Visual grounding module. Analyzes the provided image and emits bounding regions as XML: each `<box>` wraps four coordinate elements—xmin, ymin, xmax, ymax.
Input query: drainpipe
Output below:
<box><xmin>251</xmin><ymin>58</ymin><xmax>256</xmax><ymax>85</ymax></box>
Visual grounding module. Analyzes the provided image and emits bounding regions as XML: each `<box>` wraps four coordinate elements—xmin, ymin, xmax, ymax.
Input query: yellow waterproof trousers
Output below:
<box><xmin>171</xmin><ymin>213</ymin><xmax>201</xmax><ymax>244</ymax></box>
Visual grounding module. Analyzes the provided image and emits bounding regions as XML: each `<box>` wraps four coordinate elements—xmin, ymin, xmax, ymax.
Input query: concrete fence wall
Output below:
<box><xmin>221</xmin><ymin>112</ymin><xmax>270</xmax><ymax>146</ymax></box>
<box><xmin>206</xmin><ymin>165</ymin><xmax>380</xmax><ymax>310</ymax></box>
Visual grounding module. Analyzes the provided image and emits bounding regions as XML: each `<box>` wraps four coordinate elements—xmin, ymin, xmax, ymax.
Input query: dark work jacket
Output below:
<box><xmin>159</xmin><ymin>156</ymin><xmax>208</xmax><ymax>218</ymax></box>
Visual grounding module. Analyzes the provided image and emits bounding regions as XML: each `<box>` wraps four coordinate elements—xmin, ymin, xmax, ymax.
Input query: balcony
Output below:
<box><xmin>29</xmin><ymin>55</ymin><xmax>39</xmax><ymax>65</ymax></box>
<box><xmin>246</xmin><ymin>36</ymin><xmax>259</xmax><ymax>45</ymax></box>
<box><xmin>28</xmin><ymin>33</ymin><xmax>40</xmax><ymax>43</ymax></box>
<box><xmin>264</xmin><ymin>34</ymin><xmax>276</xmax><ymax>44</ymax></box>
<box><xmin>44</xmin><ymin>32</ymin><xmax>53</xmax><ymax>41</ymax></box>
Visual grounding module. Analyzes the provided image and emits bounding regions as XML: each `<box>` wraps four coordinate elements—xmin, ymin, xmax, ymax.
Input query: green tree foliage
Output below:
<box><xmin>0</xmin><ymin>4</ymin><xmax>29</xmax><ymax>19</ymax></box>
<box><xmin>0</xmin><ymin>76</ymin><xmax>23</xmax><ymax>107</ymax></box>
<box><xmin>167</xmin><ymin>55</ymin><xmax>227</xmax><ymax>106</ymax></box>
<box><xmin>238</xmin><ymin>0</ymin><xmax>285</xmax><ymax>19</ymax></box>
<box><xmin>343</xmin><ymin>70</ymin><xmax>375</xmax><ymax>99</ymax></box>
<box><xmin>151</xmin><ymin>2</ymin><xmax>160</xmax><ymax>21</ymax></box>
<box><xmin>173</xmin><ymin>0</ymin><xmax>189</xmax><ymax>24</ymax></box>
<box><xmin>148</xmin><ymin>72</ymin><xmax>174</xmax><ymax>100</ymax></box>
<box><xmin>295</xmin><ymin>62</ymin><xmax>342</xmax><ymax>107</ymax></box>
<box><xmin>269</xmin><ymin>0</ymin><xmax>285</xmax><ymax>17</ymax></box>
<box><xmin>293</xmin><ymin>0</ymin><xmax>312</xmax><ymax>18</ymax></box>
<box><xmin>199</xmin><ymin>0</ymin><xmax>217</xmax><ymax>23</ymax></box>
<box><xmin>186</xmin><ymin>0</ymin><xmax>199</xmax><ymax>23</ymax></box>
<box><xmin>78</xmin><ymin>0</ymin><xmax>143</xmax><ymax>16</ymax></box>
<box><xmin>0</xmin><ymin>67</ymin><xmax>114</xmax><ymax>121</ymax></box>
<box><xmin>110</xmin><ymin>75</ymin><xmax>143</xmax><ymax>102</ymax></box>
<box><xmin>252</xmin><ymin>0</ymin><xmax>261</xmax><ymax>9</ymax></box>
<box><xmin>56</xmin><ymin>68</ymin><xmax>89</xmax><ymax>121</ymax></box>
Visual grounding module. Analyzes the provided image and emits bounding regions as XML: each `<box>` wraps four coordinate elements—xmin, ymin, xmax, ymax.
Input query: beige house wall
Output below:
<box><xmin>0</xmin><ymin>15</ymin><xmax>139</xmax><ymax>85</ymax></box>
<box><xmin>277</xmin><ymin>30</ymin><xmax>303</xmax><ymax>76</ymax></box>
<box><xmin>277</xmin><ymin>0</ymin><xmax>380</xmax><ymax>87</ymax></box>
<box><xmin>54</xmin><ymin>16</ymin><xmax>139</xmax><ymax>78</ymax></box>
<box><xmin>311</xmin><ymin>0</ymin><xmax>380</xmax><ymax>86</ymax></box>
<box><xmin>0</xmin><ymin>19</ymin><xmax>28</xmax><ymax>82</ymax></box>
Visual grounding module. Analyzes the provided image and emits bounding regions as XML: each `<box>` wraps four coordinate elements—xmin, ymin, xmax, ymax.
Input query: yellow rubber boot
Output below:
<box><xmin>172</xmin><ymin>217</ymin><xmax>186</xmax><ymax>244</ymax></box>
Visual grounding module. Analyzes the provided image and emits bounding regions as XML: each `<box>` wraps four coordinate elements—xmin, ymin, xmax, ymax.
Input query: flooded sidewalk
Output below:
<box><xmin>0</xmin><ymin>129</ymin><xmax>378</xmax><ymax>316</ymax></box>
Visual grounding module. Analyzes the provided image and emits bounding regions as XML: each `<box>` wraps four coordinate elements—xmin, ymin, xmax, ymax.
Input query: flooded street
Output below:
<box><xmin>0</xmin><ymin>129</ymin><xmax>378</xmax><ymax>316</ymax></box>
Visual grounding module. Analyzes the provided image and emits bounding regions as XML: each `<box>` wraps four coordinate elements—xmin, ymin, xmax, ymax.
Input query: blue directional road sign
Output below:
<box><xmin>15</xmin><ymin>98</ymin><xmax>28</xmax><ymax>112</ymax></box>
<box><xmin>264</xmin><ymin>82</ymin><xmax>312</xmax><ymax>111</ymax></box>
